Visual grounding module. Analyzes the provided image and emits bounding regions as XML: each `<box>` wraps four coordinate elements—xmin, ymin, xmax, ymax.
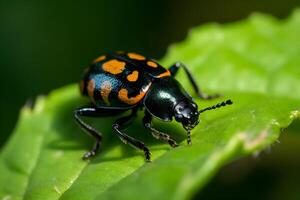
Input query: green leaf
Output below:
<box><xmin>1</xmin><ymin>10</ymin><xmax>300</xmax><ymax>200</ymax></box>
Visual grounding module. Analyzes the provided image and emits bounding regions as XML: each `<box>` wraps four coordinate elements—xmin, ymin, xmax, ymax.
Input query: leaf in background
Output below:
<box><xmin>1</xmin><ymin>10</ymin><xmax>300</xmax><ymax>200</ymax></box>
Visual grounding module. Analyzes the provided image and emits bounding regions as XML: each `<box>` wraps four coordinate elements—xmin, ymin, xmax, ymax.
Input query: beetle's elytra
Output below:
<box><xmin>74</xmin><ymin>51</ymin><xmax>233</xmax><ymax>161</ymax></box>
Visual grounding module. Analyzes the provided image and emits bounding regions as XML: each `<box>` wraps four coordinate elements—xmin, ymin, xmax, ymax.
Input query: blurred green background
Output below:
<box><xmin>1</xmin><ymin>1</ymin><xmax>300</xmax><ymax>199</ymax></box>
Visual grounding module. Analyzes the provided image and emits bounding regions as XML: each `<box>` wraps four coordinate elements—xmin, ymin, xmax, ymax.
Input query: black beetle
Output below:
<box><xmin>74</xmin><ymin>52</ymin><xmax>232</xmax><ymax>161</ymax></box>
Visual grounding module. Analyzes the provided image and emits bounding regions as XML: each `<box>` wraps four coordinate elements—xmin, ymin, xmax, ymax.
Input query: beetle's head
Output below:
<box><xmin>174</xmin><ymin>99</ymin><xmax>233</xmax><ymax>145</ymax></box>
<box><xmin>174</xmin><ymin>99</ymin><xmax>200</xmax><ymax>131</ymax></box>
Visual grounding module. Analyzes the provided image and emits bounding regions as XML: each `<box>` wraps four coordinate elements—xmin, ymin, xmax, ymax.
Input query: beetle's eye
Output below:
<box><xmin>178</xmin><ymin>107</ymin><xmax>183</xmax><ymax>112</ymax></box>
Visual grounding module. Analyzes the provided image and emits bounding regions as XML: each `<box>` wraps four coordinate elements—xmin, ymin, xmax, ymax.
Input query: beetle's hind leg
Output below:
<box><xmin>168</xmin><ymin>62</ymin><xmax>221</xmax><ymax>99</ymax></box>
<box><xmin>143</xmin><ymin>111</ymin><xmax>178</xmax><ymax>148</ymax></box>
<box><xmin>112</xmin><ymin>109</ymin><xmax>151</xmax><ymax>161</ymax></box>
<box><xmin>74</xmin><ymin>107</ymin><xmax>103</xmax><ymax>159</ymax></box>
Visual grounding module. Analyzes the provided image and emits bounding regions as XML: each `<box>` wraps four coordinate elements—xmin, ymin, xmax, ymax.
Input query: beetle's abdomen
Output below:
<box><xmin>80</xmin><ymin>53</ymin><xmax>154</xmax><ymax>108</ymax></box>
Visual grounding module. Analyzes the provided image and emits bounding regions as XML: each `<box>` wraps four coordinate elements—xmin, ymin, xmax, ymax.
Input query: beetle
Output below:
<box><xmin>74</xmin><ymin>51</ymin><xmax>232</xmax><ymax>161</ymax></box>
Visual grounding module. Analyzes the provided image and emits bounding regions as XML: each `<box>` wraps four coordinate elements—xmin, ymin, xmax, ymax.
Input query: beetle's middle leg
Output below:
<box><xmin>112</xmin><ymin>109</ymin><xmax>152</xmax><ymax>161</ymax></box>
<box><xmin>143</xmin><ymin>110</ymin><xmax>178</xmax><ymax>148</ymax></box>
<box><xmin>74</xmin><ymin>106</ymin><xmax>126</xmax><ymax>159</ymax></box>
<box><xmin>168</xmin><ymin>62</ymin><xmax>221</xmax><ymax>99</ymax></box>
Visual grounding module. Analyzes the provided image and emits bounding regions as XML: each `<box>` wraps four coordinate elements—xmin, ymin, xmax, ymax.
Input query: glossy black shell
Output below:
<box><xmin>80</xmin><ymin>52</ymin><xmax>170</xmax><ymax>109</ymax></box>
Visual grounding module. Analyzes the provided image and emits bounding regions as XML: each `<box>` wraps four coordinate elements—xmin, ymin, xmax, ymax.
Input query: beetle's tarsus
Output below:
<box><xmin>149</xmin><ymin>129</ymin><xmax>179</xmax><ymax>148</ymax></box>
<box><xmin>168</xmin><ymin>139</ymin><xmax>179</xmax><ymax>148</ymax></box>
<box><xmin>144</xmin><ymin>147</ymin><xmax>151</xmax><ymax>162</ymax></box>
<box><xmin>82</xmin><ymin>138</ymin><xmax>100</xmax><ymax>160</ymax></box>
<box><xmin>143</xmin><ymin>111</ymin><xmax>179</xmax><ymax>148</ymax></box>
<box><xmin>82</xmin><ymin>151</ymin><xmax>95</xmax><ymax>160</ymax></box>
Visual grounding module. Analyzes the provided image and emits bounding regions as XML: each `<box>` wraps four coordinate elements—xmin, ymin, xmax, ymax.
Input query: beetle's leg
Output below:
<box><xmin>168</xmin><ymin>62</ymin><xmax>221</xmax><ymax>99</ymax></box>
<box><xmin>143</xmin><ymin>110</ymin><xmax>178</xmax><ymax>148</ymax></box>
<box><xmin>112</xmin><ymin>109</ymin><xmax>151</xmax><ymax>161</ymax></box>
<box><xmin>74</xmin><ymin>107</ymin><xmax>103</xmax><ymax>159</ymax></box>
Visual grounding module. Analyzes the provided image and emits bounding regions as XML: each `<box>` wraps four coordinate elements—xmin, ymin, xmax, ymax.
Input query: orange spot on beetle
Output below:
<box><xmin>93</xmin><ymin>55</ymin><xmax>106</xmax><ymax>63</ymax></box>
<box><xmin>127</xmin><ymin>53</ymin><xmax>146</xmax><ymax>60</ymax></box>
<box><xmin>100</xmin><ymin>81</ymin><xmax>112</xmax><ymax>105</ymax></box>
<box><xmin>118</xmin><ymin>83</ymin><xmax>151</xmax><ymax>105</ymax></box>
<box><xmin>127</xmin><ymin>71</ymin><xmax>139</xmax><ymax>82</ymax></box>
<box><xmin>157</xmin><ymin>70</ymin><xmax>171</xmax><ymax>78</ymax></box>
<box><xmin>102</xmin><ymin>59</ymin><xmax>126</xmax><ymax>74</ymax></box>
<box><xmin>147</xmin><ymin>61</ymin><xmax>158</xmax><ymax>68</ymax></box>
<box><xmin>87</xmin><ymin>79</ymin><xmax>96</xmax><ymax>103</ymax></box>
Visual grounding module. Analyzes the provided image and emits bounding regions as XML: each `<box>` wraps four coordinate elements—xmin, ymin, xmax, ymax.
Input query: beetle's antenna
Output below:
<box><xmin>199</xmin><ymin>99</ymin><xmax>233</xmax><ymax>114</ymax></box>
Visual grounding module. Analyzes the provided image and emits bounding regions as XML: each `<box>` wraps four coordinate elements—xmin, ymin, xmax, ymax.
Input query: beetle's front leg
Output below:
<box><xmin>168</xmin><ymin>62</ymin><xmax>221</xmax><ymax>100</ymax></box>
<box><xmin>143</xmin><ymin>111</ymin><xmax>178</xmax><ymax>148</ymax></box>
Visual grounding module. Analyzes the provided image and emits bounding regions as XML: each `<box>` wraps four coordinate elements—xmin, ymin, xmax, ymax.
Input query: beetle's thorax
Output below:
<box><xmin>143</xmin><ymin>77</ymin><xmax>198</xmax><ymax>125</ymax></box>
